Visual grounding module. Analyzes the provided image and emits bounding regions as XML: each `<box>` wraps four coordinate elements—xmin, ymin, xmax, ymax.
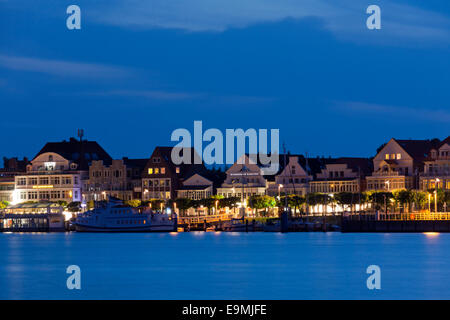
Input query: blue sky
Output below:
<box><xmin>0</xmin><ymin>0</ymin><xmax>449</xmax><ymax>161</ymax></box>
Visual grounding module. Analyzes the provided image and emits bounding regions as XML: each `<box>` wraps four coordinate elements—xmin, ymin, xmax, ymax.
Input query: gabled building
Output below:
<box><xmin>177</xmin><ymin>173</ymin><xmax>213</xmax><ymax>200</ymax></box>
<box><xmin>309</xmin><ymin>157</ymin><xmax>372</xmax><ymax>194</ymax></box>
<box><xmin>266</xmin><ymin>155</ymin><xmax>314</xmax><ymax>197</ymax></box>
<box><xmin>141</xmin><ymin>147</ymin><xmax>206</xmax><ymax>200</ymax></box>
<box><xmin>367</xmin><ymin>138</ymin><xmax>439</xmax><ymax>191</ymax></box>
<box><xmin>14</xmin><ymin>137</ymin><xmax>112</xmax><ymax>204</ymax></box>
<box><xmin>216</xmin><ymin>154</ymin><xmax>268</xmax><ymax>201</ymax></box>
<box><xmin>421</xmin><ymin>136</ymin><xmax>450</xmax><ymax>191</ymax></box>
<box><xmin>84</xmin><ymin>157</ymin><xmax>147</xmax><ymax>201</ymax></box>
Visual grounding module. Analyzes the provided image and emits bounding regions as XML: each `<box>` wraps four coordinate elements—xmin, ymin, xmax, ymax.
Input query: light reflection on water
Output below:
<box><xmin>0</xmin><ymin>232</ymin><xmax>449</xmax><ymax>300</ymax></box>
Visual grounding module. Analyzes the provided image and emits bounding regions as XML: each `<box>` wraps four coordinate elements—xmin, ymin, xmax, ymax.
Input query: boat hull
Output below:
<box><xmin>75</xmin><ymin>224</ymin><xmax>174</xmax><ymax>232</ymax></box>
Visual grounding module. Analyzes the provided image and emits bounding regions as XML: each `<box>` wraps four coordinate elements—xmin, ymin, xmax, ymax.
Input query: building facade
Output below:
<box><xmin>14</xmin><ymin>137</ymin><xmax>112</xmax><ymax>204</ymax></box>
<box><xmin>309</xmin><ymin>158</ymin><xmax>371</xmax><ymax>194</ymax></box>
<box><xmin>176</xmin><ymin>173</ymin><xmax>213</xmax><ymax>200</ymax></box>
<box><xmin>141</xmin><ymin>147</ymin><xmax>206</xmax><ymax>201</ymax></box>
<box><xmin>266</xmin><ymin>155</ymin><xmax>313</xmax><ymax>197</ymax></box>
<box><xmin>367</xmin><ymin>138</ymin><xmax>438</xmax><ymax>191</ymax></box>
<box><xmin>216</xmin><ymin>154</ymin><xmax>267</xmax><ymax>202</ymax></box>
<box><xmin>421</xmin><ymin>137</ymin><xmax>450</xmax><ymax>191</ymax></box>
<box><xmin>84</xmin><ymin>158</ymin><xmax>147</xmax><ymax>201</ymax></box>
<box><xmin>0</xmin><ymin>157</ymin><xmax>28</xmax><ymax>203</ymax></box>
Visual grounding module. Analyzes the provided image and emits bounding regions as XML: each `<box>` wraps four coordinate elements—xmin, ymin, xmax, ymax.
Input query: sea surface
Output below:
<box><xmin>0</xmin><ymin>232</ymin><xmax>449</xmax><ymax>300</ymax></box>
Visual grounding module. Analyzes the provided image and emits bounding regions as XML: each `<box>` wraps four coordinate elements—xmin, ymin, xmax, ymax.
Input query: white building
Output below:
<box><xmin>217</xmin><ymin>154</ymin><xmax>268</xmax><ymax>202</ymax></box>
<box><xmin>14</xmin><ymin>137</ymin><xmax>112</xmax><ymax>204</ymax></box>
<box><xmin>421</xmin><ymin>136</ymin><xmax>450</xmax><ymax>191</ymax></box>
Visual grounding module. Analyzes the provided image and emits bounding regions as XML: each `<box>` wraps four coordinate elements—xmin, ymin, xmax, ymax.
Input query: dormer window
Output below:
<box><xmin>48</xmin><ymin>155</ymin><xmax>53</xmax><ymax>162</ymax></box>
<box><xmin>70</xmin><ymin>163</ymin><xmax>78</xmax><ymax>170</ymax></box>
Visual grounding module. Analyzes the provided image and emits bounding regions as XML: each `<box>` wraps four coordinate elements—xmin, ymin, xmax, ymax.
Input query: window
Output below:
<box><xmin>161</xmin><ymin>168</ymin><xmax>166</xmax><ymax>174</ymax></box>
<box><xmin>17</xmin><ymin>178</ymin><xmax>26</xmax><ymax>186</ymax></box>
<box><xmin>176</xmin><ymin>167</ymin><xmax>180</xmax><ymax>174</ymax></box>
<box><xmin>148</xmin><ymin>168</ymin><xmax>153</xmax><ymax>174</ymax></box>
<box><xmin>397</xmin><ymin>153</ymin><xmax>402</xmax><ymax>160</ymax></box>
<box><xmin>385</xmin><ymin>154</ymin><xmax>389</xmax><ymax>160</ymax></box>
<box><xmin>155</xmin><ymin>168</ymin><xmax>159</xmax><ymax>174</ymax></box>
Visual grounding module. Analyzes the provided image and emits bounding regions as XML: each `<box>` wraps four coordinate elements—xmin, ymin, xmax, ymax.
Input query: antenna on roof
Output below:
<box><xmin>77</xmin><ymin>129</ymin><xmax>84</xmax><ymax>142</ymax></box>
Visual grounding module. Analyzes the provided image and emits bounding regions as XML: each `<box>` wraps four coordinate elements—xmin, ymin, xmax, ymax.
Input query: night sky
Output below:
<box><xmin>1</xmin><ymin>0</ymin><xmax>449</xmax><ymax>162</ymax></box>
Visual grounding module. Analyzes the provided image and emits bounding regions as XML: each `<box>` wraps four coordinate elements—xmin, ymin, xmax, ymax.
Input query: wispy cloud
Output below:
<box><xmin>87</xmin><ymin>90</ymin><xmax>203</xmax><ymax>101</ymax></box>
<box><xmin>335</xmin><ymin>101</ymin><xmax>450</xmax><ymax>123</ymax></box>
<box><xmin>0</xmin><ymin>54</ymin><xmax>132</xmax><ymax>78</ymax></box>
<box><xmin>89</xmin><ymin>0</ymin><xmax>450</xmax><ymax>45</ymax></box>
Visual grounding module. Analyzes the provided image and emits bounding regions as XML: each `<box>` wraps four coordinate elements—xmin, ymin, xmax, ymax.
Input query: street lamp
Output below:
<box><xmin>435</xmin><ymin>178</ymin><xmax>440</xmax><ymax>214</ymax></box>
<box><xmin>428</xmin><ymin>193</ymin><xmax>431</xmax><ymax>213</ymax></box>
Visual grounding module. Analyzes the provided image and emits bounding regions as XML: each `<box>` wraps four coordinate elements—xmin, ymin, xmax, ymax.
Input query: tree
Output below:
<box><xmin>67</xmin><ymin>201</ymin><xmax>81</xmax><ymax>213</ymax></box>
<box><xmin>249</xmin><ymin>195</ymin><xmax>276</xmax><ymax>217</ymax></box>
<box><xmin>125</xmin><ymin>199</ymin><xmax>142</xmax><ymax>207</ymax></box>
<box><xmin>334</xmin><ymin>192</ymin><xmax>354</xmax><ymax>213</ymax></box>
<box><xmin>174</xmin><ymin>198</ymin><xmax>192</xmax><ymax>216</ymax></box>
<box><xmin>278</xmin><ymin>195</ymin><xmax>305</xmax><ymax>216</ymax></box>
<box><xmin>369</xmin><ymin>192</ymin><xmax>393</xmax><ymax>212</ymax></box>
<box><xmin>393</xmin><ymin>190</ymin><xmax>413</xmax><ymax>213</ymax></box>
<box><xmin>411</xmin><ymin>191</ymin><xmax>427</xmax><ymax>211</ymax></box>
<box><xmin>0</xmin><ymin>201</ymin><xmax>9</xmax><ymax>209</ymax></box>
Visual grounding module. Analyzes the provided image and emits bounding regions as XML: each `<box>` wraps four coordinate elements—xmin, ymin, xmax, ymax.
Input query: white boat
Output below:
<box><xmin>75</xmin><ymin>198</ymin><xmax>176</xmax><ymax>232</ymax></box>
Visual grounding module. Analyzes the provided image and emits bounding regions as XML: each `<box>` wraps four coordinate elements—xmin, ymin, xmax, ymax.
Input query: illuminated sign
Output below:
<box><xmin>32</xmin><ymin>185</ymin><xmax>54</xmax><ymax>189</ymax></box>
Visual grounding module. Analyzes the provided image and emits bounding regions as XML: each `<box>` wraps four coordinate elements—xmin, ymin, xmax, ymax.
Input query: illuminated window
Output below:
<box><xmin>176</xmin><ymin>167</ymin><xmax>180</xmax><ymax>174</ymax></box>
<box><xmin>385</xmin><ymin>154</ymin><xmax>389</xmax><ymax>160</ymax></box>
<box><xmin>148</xmin><ymin>168</ymin><xmax>153</xmax><ymax>174</ymax></box>
<box><xmin>161</xmin><ymin>168</ymin><xmax>166</xmax><ymax>174</ymax></box>
<box><xmin>155</xmin><ymin>168</ymin><xmax>159</xmax><ymax>174</ymax></box>
<box><xmin>396</xmin><ymin>153</ymin><xmax>401</xmax><ymax>160</ymax></box>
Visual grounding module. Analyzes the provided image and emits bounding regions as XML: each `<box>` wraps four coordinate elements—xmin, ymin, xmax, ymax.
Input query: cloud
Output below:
<box><xmin>0</xmin><ymin>54</ymin><xmax>132</xmax><ymax>78</ymax></box>
<box><xmin>335</xmin><ymin>101</ymin><xmax>450</xmax><ymax>123</ymax></box>
<box><xmin>89</xmin><ymin>0</ymin><xmax>450</xmax><ymax>45</ymax></box>
<box><xmin>88</xmin><ymin>90</ymin><xmax>203</xmax><ymax>101</ymax></box>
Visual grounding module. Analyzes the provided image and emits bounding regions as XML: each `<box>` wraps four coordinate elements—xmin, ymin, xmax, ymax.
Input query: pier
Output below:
<box><xmin>342</xmin><ymin>212</ymin><xmax>450</xmax><ymax>232</ymax></box>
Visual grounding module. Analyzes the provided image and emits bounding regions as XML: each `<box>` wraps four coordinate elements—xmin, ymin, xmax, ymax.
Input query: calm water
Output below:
<box><xmin>0</xmin><ymin>232</ymin><xmax>449</xmax><ymax>300</ymax></box>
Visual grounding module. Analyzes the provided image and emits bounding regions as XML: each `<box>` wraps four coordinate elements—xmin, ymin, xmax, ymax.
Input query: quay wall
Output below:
<box><xmin>342</xmin><ymin>219</ymin><xmax>450</xmax><ymax>232</ymax></box>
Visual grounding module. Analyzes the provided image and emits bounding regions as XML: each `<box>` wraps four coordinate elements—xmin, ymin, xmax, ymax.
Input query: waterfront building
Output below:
<box><xmin>309</xmin><ymin>158</ymin><xmax>372</xmax><ymax>194</ymax></box>
<box><xmin>14</xmin><ymin>137</ymin><xmax>112</xmax><ymax>204</ymax></box>
<box><xmin>0</xmin><ymin>157</ymin><xmax>28</xmax><ymax>202</ymax></box>
<box><xmin>421</xmin><ymin>136</ymin><xmax>450</xmax><ymax>191</ymax></box>
<box><xmin>141</xmin><ymin>147</ymin><xmax>206</xmax><ymax>201</ymax></box>
<box><xmin>1</xmin><ymin>202</ymin><xmax>65</xmax><ymax>232</ymax></box>
<box><xmin>216</xmin><ymin>154</ymin><xmax>268</xmax><ymax>201</ymax></box>
<box><xmin>266</xmin><ymin>155</ymin><xmax>314</xmax><ymax>197</ymax></box>
<box><xmin>367</xmin><ymin>138</ymin><xmax>439</xmax><ymax>191</ymax></box>
<box><xmin>84</xmin><ymin>157</ymin><xmax>147</xmax><ymax>201</ymax></box>
<box><xmin>176</xmin><ymin>173</ymin><xmax>213</xmax><ymax>200</ymax></box>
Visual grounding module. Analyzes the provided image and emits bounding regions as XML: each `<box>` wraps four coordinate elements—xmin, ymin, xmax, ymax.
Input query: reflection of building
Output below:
<box><xmin>367</xmin><ymin>138</ymin><xmax>438</xmax><ymax>191</ymax></box>
<box><xmin>85</xmin><ymin>158</ymin><xmax>147</xmax><ymax>201</ymax></box>
<box><xmin>14</xmin><ymin>137</ymin><xmax>112</xmax><ymax>204</ymax></box>
<box><xmin>0</xmin><ymin>157</ymin><xmax>28</xmax><ymax>202</ymax></box>
<box><xmin>142</xmin><ymin>147</ymin><xmax>206</xmax><ymax>200</ymax></box>
<box><xmin>309</xmin><ymin>158</ymin><xmax>372</xmax><ymax>194</ymax></box>
<box><xmin>421</xmin><ymin>136</ymin><xmax>450</xmax><ymax>191</ymax></box>
<box><xmin>217</xmin><ymin>154</ymin><xmax>267</xmax><ymax>201</ymax></box>
<box><xmin>1</xmin><ymin>203</ymin><xmax>64</xmax><ymax>232</ymax></box>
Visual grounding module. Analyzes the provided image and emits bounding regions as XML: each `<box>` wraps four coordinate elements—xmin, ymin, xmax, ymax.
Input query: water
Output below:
<box><xmin>0</xmin><ymin>232</ymin><xmax>449</xmax><ymax>300</ymax></box>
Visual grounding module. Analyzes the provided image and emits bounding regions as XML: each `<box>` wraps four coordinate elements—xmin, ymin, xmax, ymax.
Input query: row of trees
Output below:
<box><xmin>4</xmin><ymin>189</ymin><xmax>449</xmax><ymax>215</ymax></box>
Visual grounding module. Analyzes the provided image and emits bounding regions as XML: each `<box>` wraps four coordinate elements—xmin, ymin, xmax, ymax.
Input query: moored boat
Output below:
<box><xmin>75</xmin><ymin>198</ymin><xmax>176</xmax><ymax>232</ymax></box>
